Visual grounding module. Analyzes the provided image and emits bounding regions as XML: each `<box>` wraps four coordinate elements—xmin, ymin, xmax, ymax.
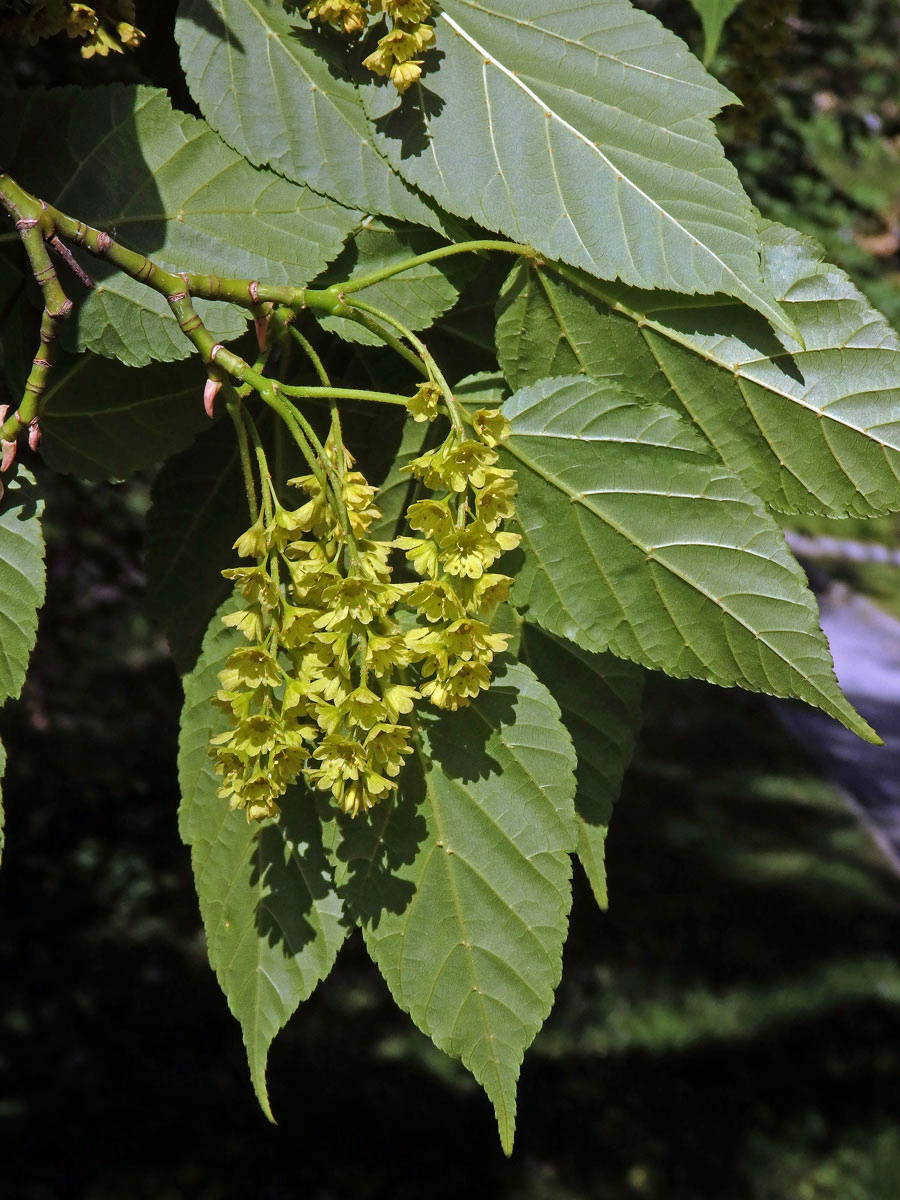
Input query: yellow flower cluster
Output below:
<box><xmin>305</xmin><ymin>0</ymin><xmax>435</xmax><ymax>94</ymax></box>
<box><xmin>397</xmin><ymin>406</ymin><xmax>520</xmax><ymax>712</ymax></box>
<box><xmin>4</xmin><ymin>1</ymin><xmax>143</xmax><ymax>56</ymax></box>
<box><xmin>212</xmin><ymin>401</ymin><xmax>519</xmax><ymax>824</ymax></box>
<box><xmin>212</xmin><ymin>440</ymin><xmax>417</xmax><ymax>821</ymax></box>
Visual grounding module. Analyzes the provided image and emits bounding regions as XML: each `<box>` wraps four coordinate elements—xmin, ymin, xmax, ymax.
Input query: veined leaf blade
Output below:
<box><xmin>362</xmin><ymin>0</ymin><xmax>793</xmax><ymax>333</ymax></box>
<box><xmin>175</xmin><ymin>0</ymin><xmax>450</xmax><ymax>231</ymax></box>
<box><xmin>521</xmin><ymin>626</ymin><xmax>643</xmax><ymax>909</ymax></box>
<box><xmin>327</xmin><ymin>659</ymin><xmax>577</xmax><ymax>1154</ymax></box>
<box><xmin>504</xmin><ymin>375</ymin><xmax>876</xmax><ymax>741</ymax></box>
<box><xmin>39</xmin><ymin>353</ymin><xmax>211</xmax><ymax>481</ymax></box>
<box><xmin>179</xmin><ymin>604</ymin><xmax>347</xmax><ymax>1117</ymax></box>
<box><xmin>0</xmin><ymin>85</ymin><xmax>359</xmax><ymax>366</ymax></box>
<box><xmin>496</xmin><ymin>220</ymin><xmax>900</xmax><ymax>518</ymax></box>
<box><xmin>316</xmin><ymin>218</ymin><xmax>479</xmax><ymax>345</ymax></box>
<box><xmin>0</xmin><ymin>469</ymin><xmax>45</xmax><ymax>708</ymax></box>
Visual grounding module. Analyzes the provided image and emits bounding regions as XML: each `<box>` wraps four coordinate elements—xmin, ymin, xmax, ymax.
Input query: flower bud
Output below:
<box><xmin>203</xmin><ymin>376</ymin><xmax>222</xmax><ymax>418</ymax></box>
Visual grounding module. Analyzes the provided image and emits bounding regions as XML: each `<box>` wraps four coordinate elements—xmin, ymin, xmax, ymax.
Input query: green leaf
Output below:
<box><xmin>326</xmin><ymin>659</ymin><xmax>577</xmax><ymax>1154</ymax></box>
<box><xmin>0</xmin><ymin>85</ymin><xmax>359</xmax><ymax>366</ymax></box>
<box><xmin>503</xmin><ymin>375</ymin><xmax>877</xmax><ymax>741</ymax></box>
<box><xmin>175</xmin><ymin>0</ymin><xmax>450</xmax><ymax>232</ymax></box>
<box><xmin>316</xmin><ymin>218</ymin><xmax>479</xmax><ymax>345</ymax></box>
<box><xmin>687</xmin><ymin>0</ymin><xmax>744</xmax><ymax>64</ymax></box>
<box><xmin>521</xmin><ymin>625</ymin><xmax>643</xmax><ymax>909</ymax></box>
<box><xmin>146</xmin><ymin>420</ymin><xmax>249</xmax><ymax>673</ymax></box>
<box><xmin>454</xmin><ymin>371</ymin><xmax>508</xmax><ymax>410</ymax></box>
<box><xmin>361</xmin><ymin>0</ymin><xmax>794</xmax><ymax>336</ymax></box>
<box><xmin>0</xmin><ymin>468</ymin><xmax>45</xmax><ymax>708</ymax></box>
<box><xmin>179</xmin><ymin>602</ymin><xmax>347</xmax><ymax>1119</ymax></box>
<box><xmin>38</xmin><ymin>352</ymin><xmax>211</xmax><ymax>481</ymax></box>
<box><xmin>496</xmin><ymin>221</ymin><xmax>900</xmax><ymax>518</ymax></box>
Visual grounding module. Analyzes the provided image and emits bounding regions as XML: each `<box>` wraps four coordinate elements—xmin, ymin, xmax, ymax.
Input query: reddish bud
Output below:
<box><xmin>1</xmin><ymin>439</ymin><xmax>17</xmax><ymax>473</ymax></box>
<box><xmin>254</xmin><ymin>313</ymin><xmax>270</xmax><ymax>351</ymax></box>
<box><xmin>204</xmin><ymin>377</ymin><xmax>222</xmax><ymax>418</ymax></box>
<box><xmin>0</xmin><ymin>405</ymin><xmax>8</xmax><ymax>425</ymax></box>
<box><xmin>28</xmin><ymin>419</ymin><xmax>41</xmax><ymax>452</ymax></box>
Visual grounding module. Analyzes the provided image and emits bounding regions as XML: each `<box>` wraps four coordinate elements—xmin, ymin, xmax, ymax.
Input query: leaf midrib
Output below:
<box><xmin>446</xmin><ymin>0</ymin><xmax>723</xmax><ymax>94</ymax></box>
<box><xmin>505</xmin><ymin>426</ymin><xmax>839</xmax><ymax>708</ymax></box>
<box><xmin>439</xmin><ymin>11</ymin><xmax>752</xmax><ymax>291</ymax></box>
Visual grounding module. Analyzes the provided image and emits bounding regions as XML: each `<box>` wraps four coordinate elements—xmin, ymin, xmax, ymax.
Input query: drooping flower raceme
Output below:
<box><xmin>211</xmin><ymin>404</ymin><xmax>519</xmax><ymax>822</ymax></box>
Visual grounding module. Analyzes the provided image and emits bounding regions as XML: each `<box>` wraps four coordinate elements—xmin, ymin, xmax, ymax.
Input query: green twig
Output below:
<box><xmin>344</xmin><ymin>298</ymin><xmax>465</xmax><ymax>437</ymax></box>
<box><xmin>338</xmin><ymin>238</ymin><xmax>534</xmax><ymax>295</ymax></box>
<box><xmin>225</xmin><ymin>390</ymin><xmax>259</xmax><ymax>524</ymax></box>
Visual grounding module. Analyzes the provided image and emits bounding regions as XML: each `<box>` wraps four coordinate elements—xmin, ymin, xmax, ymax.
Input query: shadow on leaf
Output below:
<box><xmin>250</xmin><ymin>789</ymin><xmax>338</xmax><ymax>956</ymax></box>
<box><xmin>323</xmin><ymin>774</ymin><xmax>427</xmax><ymax>931</ymax></box>
<box><xmin>369</xmin><ymin>71</ymin><xmax>446</xmax><ymax>161</ymax></box>
<box><xmin>179</xmin><ymin>0</ymin><xmax>245</xmax><ymax>50</ymax></box>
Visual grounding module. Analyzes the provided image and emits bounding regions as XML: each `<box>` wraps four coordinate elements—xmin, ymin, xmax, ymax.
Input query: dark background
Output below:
<box><xmin>4</xmin><ymin>2</ymin><xmax>900</xmax><ymax>1195</ymax></box>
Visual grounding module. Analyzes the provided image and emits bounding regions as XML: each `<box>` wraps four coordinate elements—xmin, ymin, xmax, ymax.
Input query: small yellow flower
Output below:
<box><xmin>232</xmin><ymin>713</ymin><xmax>282</xmax><ymax>755</ymax></box>
<box><xmin>365</xmin><ymin>633</ymin><xmax>412</xmax><ymax>676</ymax></box>
<box><xmin>421</xmin><ymin>660</ymin><xmax>492</xmax><ymax>710</ymax></box>
<box><xmin>453</xmin><ymin>572</ymin><xmax>513</xmax><ymax>613</ymax></box>
<box><xmin>395</xmin><ymin>535</ymin><xmax>441</xmax><ymax>579</ymax></box>
<box><xmin>220</xmin><ymin>646</ymin><xmax>282</xmax><ymax>690</ymax></box>
<box><xmin>473</xmin><ymin>408</ymin><xmax>511</xmax><ymax>447</ymax></box>
<box><xmin>407</xmin><ymin>499</ymin><xmax>454</xmax><ymax>540</ymax></box>
<box><xmin>475</xmin><ymin>474</ymin><xmax>517</xmax><ymax>530</ymax></box>
<box><xmin>341</xmin><ymin>685</ymin><xmax>387</xmax><ymax>730</ymax></box>
<box><xmin>382</xmin><ymin>0</ymin><xmax>431</xmax><ymax>23</ymax></box>
<box><xmin>406</xmin><ymin>381</ymin><xmax>442</xmax><ymax>422</ymax></box>
<box><xmin>222</xmin><ymin>565</ymin><xmax>280</xmax><ymax>609</ymax></box>
<box><xmin>381</xmin><ymin>683</ymin><xmax>421</xmax><ymax>722</ymax></box>
<box><xmin>408</xmin><ymin>579</ymin><xmax>465</xmax><ymax>622</ymax></box>
<box><xmin>222</xmin><ymin>605</ymin><xmax>266</xmax><ymax>644</ymax></box>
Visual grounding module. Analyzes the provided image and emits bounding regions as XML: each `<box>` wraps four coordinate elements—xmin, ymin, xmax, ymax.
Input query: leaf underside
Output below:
<box><xmin>324</xmin><ymin>658</ymin><xmax>577</xmax><ymax>1155</ymax></box>
<box><xmin>39</xmin><ymin>353</ymin><xmax>211</xmax><ymax>481</ymax></box>
<box><xmin>361</xmin><ymin>0</ymin><xmax>792</xmax><ymax>335</ymax></box>
<box><xmin>175</xmin><ymin>0</ymin><xmax>450</xmax><ymax>231</ymax></box>
<box><xmin>0</xmin><ymin>85</ymin><xmax>359</xmax><ymax>366</ymax></box>
<box><xmin>0</xmin><ymin>469</ymin><xmax>45</xmax><ymax>709</ymax></box>
<box><xmin>521</xmin><ymin>625</ymin><xmax>644</xmax><ymax>910</ymax></box>
<box><xmin>496</xmin><ymin>219</ymin><xmax>900</xmax><ymax>519</ymax></box>
<box><xmin>503</xmin><ymin>375</ymin><xmax>876</xmax><ymax>742</ymax></box>
<box><xmin>178</xmin><ymin>602</ymin><xmax>347</xmax><ymax>1118</ymax></box>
